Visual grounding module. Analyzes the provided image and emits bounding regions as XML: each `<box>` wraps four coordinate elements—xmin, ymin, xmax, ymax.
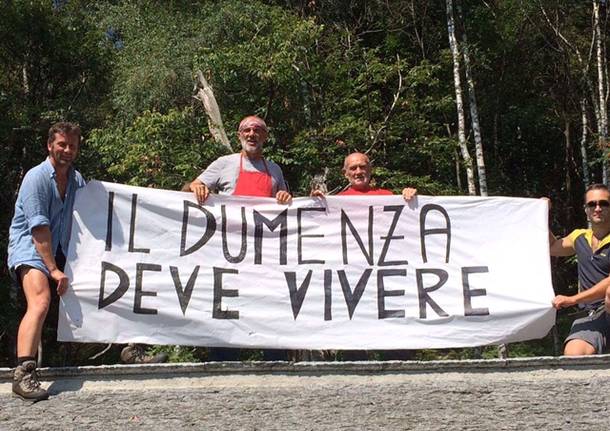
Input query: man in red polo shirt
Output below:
<box><xmin>314</xmin><ymin>152</ymin><xmax>417</xmax><ymax>199</ymax></box>
<box><xmin>312</xmin><ymin>152</ymin><xmax>416</xmax><ymax>360</ymax></box>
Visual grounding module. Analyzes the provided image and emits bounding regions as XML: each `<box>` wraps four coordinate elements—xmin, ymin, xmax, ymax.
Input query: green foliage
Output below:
<box><xmin>94</xmin><ymin>2</ymin><xmax>201</xmax><ymax>121</ymax></box>
<box><xmin>148</xmin><ymin>345</ymin><xmax>201</xmax><ymax>363</ymax></box>
<box><xmin>374</xmin><ymin>167</ymin><xmax>456</xmax><ymax>195</ymax></box>
<box><xmin>0</xmin><ymin>0</ymin><xmax>113</xmax><ymax>366</ymax></box>
<box><xmin>92</xmin><ymin>0</ymin><xmax>459</xmax><ymax>196</ymax></box>
<box><xmin>86</xmin><ymin>108</ymin><xmax>228</xmax><ymax>188</ymax></box>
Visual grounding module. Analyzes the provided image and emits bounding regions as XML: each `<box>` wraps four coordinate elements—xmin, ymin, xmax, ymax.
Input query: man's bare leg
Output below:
<box><xmin>563</xmin><ymin>339</ymin><xmax>596</xmax><ymax>356</ymax></box>
<box><xmin>13</xmin><ymin>267</ymin><xmax>51</xmax><ymax>401</ymax></box>
<box><xmin>17</xmin><ymin>268</ymin><xmax>51</xmax><ymax>358</ymax></box>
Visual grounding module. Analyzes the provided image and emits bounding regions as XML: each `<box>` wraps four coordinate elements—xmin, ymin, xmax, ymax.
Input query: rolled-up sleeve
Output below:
<box><xmin>20</xmin><ymin>172</ymin><xmax>51</xmax><ymax>231</ymax></box>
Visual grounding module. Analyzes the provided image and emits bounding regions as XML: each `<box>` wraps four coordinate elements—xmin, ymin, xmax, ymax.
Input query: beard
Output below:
<box><xmin>240</xmin><ymin>139</ymin><xmax>263</xmax><ymax>157</ymax></box>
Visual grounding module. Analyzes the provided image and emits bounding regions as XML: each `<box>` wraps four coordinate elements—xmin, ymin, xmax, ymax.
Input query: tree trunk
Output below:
<box><xmin>22</xmin><ymin>64</ymin><xmax>29</xmax><ymax>94</ymax></box>
<box><xmin>594</xmin><ymin>1</ymin><xmax>608</xmax><ymax>183</ymax></box>
<box><xmin>581</xmin><ymin>99</ymin><xmax>591</xmax><ymax>187</ymax></box>
<box><xmin>194</xmin><ymin>70</ymin><xmax>232</xmax><ymax>152</ymax></box>
<box><xmin>447</xmin><ymin>124</ymin><xmax>463</xmax><ymax>192</ymax></box>
<box><xmin>457</xmin><ymin>3</ymin><xmax>487</xmax><ymax>196</ymax></box>
<box><xmin>409</xmin><ymin>0</ymin><xmax>426</xmax><ymax>59</ymax></box>
<box><xmin>538</xmin><ymin>2</ymin><xmax>602</xmax><ymax>182</ymax></box>
<box><xmin>564</xmin><ymin>117</ymin><xmax>573</xmax><ymax>228</ymax></box>
<box><xmin>446</xmin><ymin>0</ymin><xmax>476</xmax><ymax>195</ymax></box>
<box><xmin>455</xmin><ymin>148</ymin><xmax>463</xmax><ymax>192</ymax></box>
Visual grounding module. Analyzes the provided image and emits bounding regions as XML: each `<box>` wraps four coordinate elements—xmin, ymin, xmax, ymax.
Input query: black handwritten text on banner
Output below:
<box><xmin>59</xmin><ymin>181</ymin><xmax>555</xmax><ymax>349</ymax></box>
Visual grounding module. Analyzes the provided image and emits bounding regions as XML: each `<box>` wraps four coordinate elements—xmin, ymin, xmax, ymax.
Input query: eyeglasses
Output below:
<box><xmin>585</xmin><ymin>200</ymin><xmax>610</xmax><ymax>209</ymax></box>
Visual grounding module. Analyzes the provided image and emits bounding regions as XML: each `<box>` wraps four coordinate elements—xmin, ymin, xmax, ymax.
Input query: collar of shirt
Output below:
<box><xmin>42</xmin><ymin>157</ymin><xmax>76</xmax><ymax>182</ymax></box>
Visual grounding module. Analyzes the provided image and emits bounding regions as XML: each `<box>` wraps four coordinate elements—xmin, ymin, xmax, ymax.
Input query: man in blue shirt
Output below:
<box><xmin>7</xmin><ymin>122</ymin><xmax>85</xmax><ymax>400</ymax></box>
<box><xmin>549</xmin><ymin>183</ymin><xmax>610</xmax><ymax>356</ymax></box>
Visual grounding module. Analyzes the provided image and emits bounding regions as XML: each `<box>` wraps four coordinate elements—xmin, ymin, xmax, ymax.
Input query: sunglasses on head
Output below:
<box><xmin>585</xmin><ymin>200</ymin><xmax>610</xmax><ymax>209</ymax></box>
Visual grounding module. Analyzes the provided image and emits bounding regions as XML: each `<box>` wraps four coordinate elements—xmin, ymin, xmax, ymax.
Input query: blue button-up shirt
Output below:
<box><xmin>7</xmin><ymin>158</ymin><xmax>86</xmax><ymax>275</ymax></box>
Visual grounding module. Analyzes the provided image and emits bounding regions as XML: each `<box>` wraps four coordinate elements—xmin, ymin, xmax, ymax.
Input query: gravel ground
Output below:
<box><xmin>1</xmin><ymin>366</ymin><xmax>609</xmax><ymax>430</ymax></box>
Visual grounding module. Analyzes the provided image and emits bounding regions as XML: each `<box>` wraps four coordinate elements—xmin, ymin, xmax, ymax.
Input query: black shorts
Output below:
<box><xmin>9</xmin><ymin>248</ymin><xmax>66</xmax><ymax>290</ymax></box>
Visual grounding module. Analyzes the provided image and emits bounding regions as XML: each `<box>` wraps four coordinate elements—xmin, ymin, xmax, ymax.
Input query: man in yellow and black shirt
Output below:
<box><xmin>549</xmin><ymin>183</ymin><xmax>610</xmax><ymax>356</ymax></box>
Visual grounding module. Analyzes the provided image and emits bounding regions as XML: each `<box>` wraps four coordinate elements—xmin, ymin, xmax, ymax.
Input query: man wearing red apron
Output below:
<box><xmin>190</xmin><ymin>115</ymin><xmax>291</xmax><ymax>204</ymax></box>
<box><xmin>189</xmin><ymin>115</ymin><xmax>291</xmax><ymax>361</ymax></box>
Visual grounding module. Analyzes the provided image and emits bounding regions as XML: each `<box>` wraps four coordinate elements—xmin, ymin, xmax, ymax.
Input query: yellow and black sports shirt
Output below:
<box><xmin>568</xmin><ymin>229</ymin><xmax>610</xmax><ymax>310</ymax></box>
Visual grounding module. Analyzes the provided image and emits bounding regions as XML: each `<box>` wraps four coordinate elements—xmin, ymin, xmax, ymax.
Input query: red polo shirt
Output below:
<box><xmin>338</xmin><ymin>187</ymin><xmax>393</xmax><ymax>196</ymax></box>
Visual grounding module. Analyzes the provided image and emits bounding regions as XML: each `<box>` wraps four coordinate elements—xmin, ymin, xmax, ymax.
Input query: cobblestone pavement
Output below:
<box><xmin>1</xmin><ymin>366</ymin><xmax>609</xmax><ymax>430</ymax></box>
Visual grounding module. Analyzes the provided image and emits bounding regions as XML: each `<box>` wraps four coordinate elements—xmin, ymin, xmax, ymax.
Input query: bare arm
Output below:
<box><xmin>31</xmin><ymin>225</ymin><xmax>69</xmax><ymax>296</ymax></box>
<box><xmin>544</xmin><ymin>196</ymin><xmax>573</xmax><ymax>257</ymax></box>
<box><xmin>549</xmin><ymin>232</ymin><xmax>575</xmax><ymax>257</ymax></box>
<box><xmin>552</xmin><ymin>276</ymin><xmax>610</xmax><ymax>309</ymax></box>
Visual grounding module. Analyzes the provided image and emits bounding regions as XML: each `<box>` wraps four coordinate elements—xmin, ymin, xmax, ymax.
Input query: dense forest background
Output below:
<box><xmin>1</xmin><ymin>0</ymin><xmax>608</xmax><ymax>365</ymax></box>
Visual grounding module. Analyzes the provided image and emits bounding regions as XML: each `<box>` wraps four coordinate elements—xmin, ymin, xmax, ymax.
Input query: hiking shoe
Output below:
<box><xmin>12</xmin><ymin>360</ymin><xmax>49</xmax><ymax>401</ymax></box>
<box><xmin>120</xmin><ymin>344</ymin><xmax>169</xmax><ymax>364</ymax></box>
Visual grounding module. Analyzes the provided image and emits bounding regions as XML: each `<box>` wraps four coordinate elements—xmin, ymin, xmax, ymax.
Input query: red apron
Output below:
<box><xmin>233</xmin><ymin>153</ymin><xmax>273</xmax><ymax>197</ymax></box>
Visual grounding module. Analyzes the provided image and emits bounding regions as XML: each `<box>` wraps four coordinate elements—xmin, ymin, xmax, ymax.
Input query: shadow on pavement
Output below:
<box><xmin>47</xmin><ymin>378</ymin><xmax>84</xmax><ymax>395</ymax></box>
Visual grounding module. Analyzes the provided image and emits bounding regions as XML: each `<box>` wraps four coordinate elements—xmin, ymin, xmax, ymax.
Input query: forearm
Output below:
<box><xmin>31</xmin><ymin>226</ymin><xmax>59</xmax><ymax>272</ymax></box>
<box><xmin>548</xmin><ymin>231</ymin><xmax>575</xmax><ymax>257</ymax></box>
<box><xmin>572</xmin><ymin>279</ymin><xmax>610</xmax><ymax>305</ymax></box>
<box><xmin>32</xmin><ymin>225</ymin><xmax>69</xmax><ymax>295</ymax></box>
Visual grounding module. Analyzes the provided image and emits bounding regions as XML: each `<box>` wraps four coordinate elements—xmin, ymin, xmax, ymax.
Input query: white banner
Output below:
<box><xmin>58</xmin><ymin>181</ymin><xmax>555</xmax><ymax>349</ymax></box>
